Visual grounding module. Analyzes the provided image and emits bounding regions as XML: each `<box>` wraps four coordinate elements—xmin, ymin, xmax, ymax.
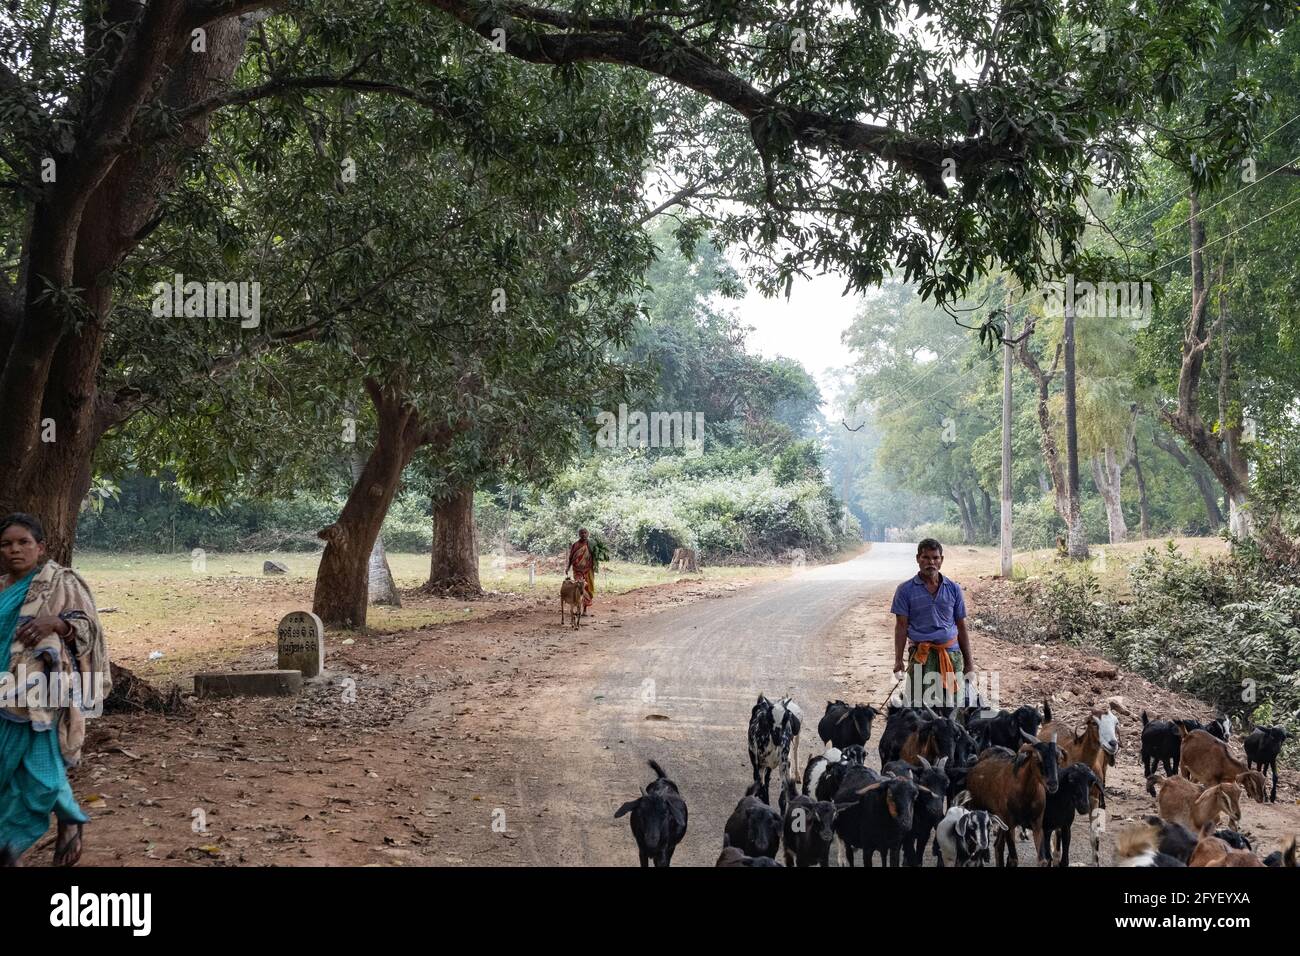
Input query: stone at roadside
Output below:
<box><xmin>195</xmin><ymin>670</ymin><xmax>303</xmax><ymax>698</ymax></box>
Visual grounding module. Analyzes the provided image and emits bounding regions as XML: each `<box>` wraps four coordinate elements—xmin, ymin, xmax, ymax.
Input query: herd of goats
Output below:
<box><xmin>614</xmin><ymin>694</ymin><xmax>1296</xmax><ymax>867</ymax></box>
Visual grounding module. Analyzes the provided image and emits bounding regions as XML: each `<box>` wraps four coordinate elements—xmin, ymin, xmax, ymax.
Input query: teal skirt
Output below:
<box><xmin>0</xmin><ymin>716</ymin><xmax>87</xmax><ymax>856</ymax></box>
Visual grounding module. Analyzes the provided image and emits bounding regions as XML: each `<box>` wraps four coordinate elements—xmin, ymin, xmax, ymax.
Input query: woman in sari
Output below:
<box><xmin>566</xmin><ymin>527</ymin><xmax>596</xmax><ymax>616</ymax></box>
<box><xmin>0</xmin><ymin>513</ymin><xmax>111</xmax><ymax>865</ymax></box>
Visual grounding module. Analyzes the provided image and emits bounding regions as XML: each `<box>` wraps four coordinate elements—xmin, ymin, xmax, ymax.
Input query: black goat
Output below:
<box><xmin>802</xmin><ymin>744</ymin><xmax>867</xmax><ymax>801</ymax></box>
<box><xmin>834</xmin><ymin>772</ymin><xmax>921</xmax><ymax>868</ymax></box>
<box><xmin>878</xmin><ymin>705</ymin><xmax>926</xmax><ymax>765</ymax></box>
<box><xmin>965</xmin><ymin>704</ymin><xmax>1044</xmax><ymax>752</ymax></box>
<box><xmin>724</xmin><ymin>782</ymin><xmax>782</xmax><ymax>860</ymax></box>
<box><xmin>1244</xmin><ymin>725</ymin><xmax>1288</xmax><ymax>803</ymax></box>
<box><xmin>817</xmin><ymin>700</ymin><xmax>880</xmax><ymax>749</ymax></box>
<box><xmin>613</xmin><ymin>759</ymin><xmax>688</xmax><ymax>867</ymax></box>
<box><xmin>781</xmin><ymin>780</ymin><xmax>837</xmax><ymax>867</ymax></box>
<box><xmin>901</xmin><ymin>757</ymin><xmax>950</xmax><ymax>866</ymax></box>
<box><xmin>1041</xmin><ymin>762</ymin><xmax>1101</xmax><ymax>866</ymax></box>
<box><xmin>1139</xmin><ymin>712</ymin><xmax>1210</xmax><ymax>777</ymax></box>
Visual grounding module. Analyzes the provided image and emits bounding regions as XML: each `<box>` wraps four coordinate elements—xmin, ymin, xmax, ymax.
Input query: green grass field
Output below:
<box><xmin>70</xmin><ymin>551</ymin><xmax>790</xmax><ymax>679</ymax></box>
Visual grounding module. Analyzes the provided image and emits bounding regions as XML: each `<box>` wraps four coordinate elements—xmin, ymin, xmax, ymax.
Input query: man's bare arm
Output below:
<box><xmin>956</xmin><ymin>618</ymin><xmax>974</xmax><ymax>673</ymax></box>
<box><xmin>893</xmin><ymin>615</ymin><xmax>908</xmax><ymax>674</ymax></box>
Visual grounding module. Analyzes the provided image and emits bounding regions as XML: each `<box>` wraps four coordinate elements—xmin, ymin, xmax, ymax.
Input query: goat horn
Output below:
<box><xmin>1020</xmin><ymin>729</ymin><xmax>1038</xmax><ymax>744</ymax></box>
<box><xmin>918</xmin><ymin>755</ymin><xmax>931</xmax><ymax>770</ymax></box>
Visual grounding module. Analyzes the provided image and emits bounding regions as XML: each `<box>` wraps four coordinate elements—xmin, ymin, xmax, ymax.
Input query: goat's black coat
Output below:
<box><xmin>900</xmin><ymin>760</ymin><xmax>949</xmax><ymax>866</ymax></box>
<box><xmin>965</xmin><ymin>704</ymin><xmax>1043</xmax><ymax>752</ymax></box>
<box><xmin>1140</xmin><ymin>711</ymin><xmax>1207</xmax><ymax>777</ymax></box>
<box><xmin>1041</xmin><ymin>762</ymin><xmax>1100</xmax><ymax>867</ymax></box>
<box><xmin>724</xmin><ymin>784</ymin><xmax>782</xmax><ymax>860</ymax></box>
<box><xmin>833</xmin><ymin>773</ymin><xmax>918</xmax><ymax>867</ymax></box>
<box><xmin>817</xmin><ymin>700</ymin><xmax>880</xmax><ymax>749</ymax></box>
<box><xmin>781</xmin><ymin>781</ymin><xmax>837</xmax><ymax>867</ymax></box>
<box><xmin>614</xmin><ymin>760</ymin><xmax>688</xmax><ymax>867</ymax></box>
<box><xmin>1244</xmin><ymin>725</ymin><xmax>1288</xmax><ymax>802</ymax></box>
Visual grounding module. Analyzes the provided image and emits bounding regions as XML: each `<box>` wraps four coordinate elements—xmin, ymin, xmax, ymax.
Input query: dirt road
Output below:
<box><xmin>70</xmin><ymin>543</ymin><xmax>1299</xmax><ymax>867</ymax></box>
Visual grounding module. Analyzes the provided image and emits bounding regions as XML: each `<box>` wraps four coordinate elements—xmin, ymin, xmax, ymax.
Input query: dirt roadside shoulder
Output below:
<box><xmin>67</xmin><ymin>568</ymin><xmax>788</xmax><ymax>866</ymax></box>
<box><xmin>829</xmin><ymin>578</ymin><xmax>1300</xmax><ymax>865</ymax></box>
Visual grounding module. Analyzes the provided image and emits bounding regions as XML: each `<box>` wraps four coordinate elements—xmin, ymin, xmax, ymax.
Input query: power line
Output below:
<box><xmin>1140</xmin><ymin>192</ymin><xmax>1300</xmax><ymax>280</ymax></box>
<box><xmin>1105</xmin><ymin>106</ymin><xmax>1300</xmax><ymax>247</ymax></box>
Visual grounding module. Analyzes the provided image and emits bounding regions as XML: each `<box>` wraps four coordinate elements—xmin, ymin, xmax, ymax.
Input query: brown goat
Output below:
<box><xmin>1189</xmin><ymin>822</ymin><xmax>1264</xmax><ymax>867</ymax></box>
<box><xmin>1148</xmin><ymin>774</ymin><xmax>1243</xmax><ymax>831</ymax></box>
<box><xmin>965</xmin><ymin>731</ymin><xmax>1062</xmax><ymax>867</ymax></box>
<box><xmin>1178</xmin><ymin>728</ymin><xmax>1268</xmax><ymax>803</ymax></box>
<box><xmin>1039</xmin><ymin>699</ymin><xmax>1125</xmax><ymax>865</ymax></box>
<box><xmin>559</xmin><ymin>577</ymin><xmax>584</xmax><ymax>629</ymax></box>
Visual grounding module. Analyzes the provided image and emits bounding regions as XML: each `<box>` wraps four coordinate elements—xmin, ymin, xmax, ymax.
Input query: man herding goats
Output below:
<box><xmin>891</xmin><ymin>538</ymin><xmax>976</xmax><ymax>711</ymax></box>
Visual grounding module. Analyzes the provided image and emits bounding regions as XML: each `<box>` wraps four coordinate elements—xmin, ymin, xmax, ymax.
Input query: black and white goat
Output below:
<box><xmin>932</xmin><ymin>799</ymin><xmax>1005</xmax><ymax>867</ymax></box>
<box><xmin>748</xmin><ymin>694</ymin><xmax>804</xmax><ymax>804</ymax></box>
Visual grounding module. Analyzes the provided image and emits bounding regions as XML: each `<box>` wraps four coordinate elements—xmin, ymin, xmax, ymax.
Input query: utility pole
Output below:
<box><xmin>1001</xmin><ymin>311</ymin><xmax>1014</xmax><ymax>578</ymax></box>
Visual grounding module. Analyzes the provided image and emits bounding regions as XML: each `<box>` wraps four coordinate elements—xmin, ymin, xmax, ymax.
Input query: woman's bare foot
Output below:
<box><xmin>53</xmin><ymin>822</ymin><xmax>82</xmax><ymax>866</ymax></box>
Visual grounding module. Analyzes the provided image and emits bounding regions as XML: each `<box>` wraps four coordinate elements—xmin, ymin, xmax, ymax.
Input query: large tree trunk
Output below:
<box><xmin>314</xmin><ymin>380</ymin><xmax>426</xmax><ymax>628</ymax></box>
<box><xmin>952</xmin><ymin>488</ymin><xmax>976</xmax><ymax>545</ymax></box>
<box><xmin>425</xmin><ymin>483</ymin><xmax>482</xmax><ymax>597</ymax></box>
<box><xmin>1017</xmin><ymin>325</ymin><xmax>1069</xmax><ymax>523</ymax></box>
<box><xmin>1152</xmin><ymin>429</ymin><xmax>1224</xmax><ymax>529</ymax></box>
<box><xmin>1090</xmin><ymin>446</ymin><xmax>1127</xmax><ymax>544</ymax></box>
<box><xmin>349</xmin><ymin>449</ymin><xmax>401</xmax><ymax>606</ymax></box>
<box><xmin>1128</xmin><ymin>439</ymin><xmax>1151</xmax><ymax>539</ymax></box>
<box><xmin>0</xmin><ymin>11</ymin><xmax>250</xmax><ymax>562</ymax></box>
<box><xmin>1161</xmin><ymin>194</ymin><xmax>1251</xmax><ymax>538</ymax></box>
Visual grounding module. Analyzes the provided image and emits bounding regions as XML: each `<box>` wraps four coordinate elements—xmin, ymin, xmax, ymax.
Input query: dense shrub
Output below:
<box><xmin>1024</xmin><ymin>538</ymin><xmax>1300</xmax><ymax>758</ymax></box>
<box><xmin>889</xmin><ymin>522</ymin><xmax>964</xmax><ymax>545</ymax></box>
<box><xmin>497</xmin><ymin>453</ymin><xmax>857</xmax><ymax>562</ymax></box>
<box><xmin>76</xmin><ymin>474</ymin><xmax>433</xmax><ymax>553</ymax></box>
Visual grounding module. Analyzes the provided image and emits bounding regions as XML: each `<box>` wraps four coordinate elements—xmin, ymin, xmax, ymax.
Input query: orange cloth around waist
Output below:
<box><xmin>911</xmin><ymin>640</ymin><xmax>960</xmax><ymax>694</ymax></box>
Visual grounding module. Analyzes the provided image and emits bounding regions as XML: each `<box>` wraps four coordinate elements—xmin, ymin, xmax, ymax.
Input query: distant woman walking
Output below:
<box><xmin>0</xmin><ymin>513</ymin><xmax>111</xmax><ymax>865</ymax></box>
<box><xmin>566</xmin><ymin>527</ymin><xmax>596</xmax><ymax>617</ymax></box>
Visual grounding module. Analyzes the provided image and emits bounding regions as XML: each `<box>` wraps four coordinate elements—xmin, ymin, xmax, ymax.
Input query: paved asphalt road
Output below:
<box><xmin>503</xmin><ymin>543</ymin><xmax>922</xmax><ymax>866</ymax></box>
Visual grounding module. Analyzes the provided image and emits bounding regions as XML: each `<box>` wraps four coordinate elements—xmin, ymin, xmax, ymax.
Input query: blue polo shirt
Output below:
<box><xmin>891</xmin><ymin>573</ymin><xmax>966</xmax><ymax>646</ymax></box>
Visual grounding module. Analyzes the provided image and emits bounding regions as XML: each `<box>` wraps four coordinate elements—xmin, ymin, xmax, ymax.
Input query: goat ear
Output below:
<box><xmin>614</xmin><ymin>800</ymin><xmax>639</xmax><ymax>818</ymax></box>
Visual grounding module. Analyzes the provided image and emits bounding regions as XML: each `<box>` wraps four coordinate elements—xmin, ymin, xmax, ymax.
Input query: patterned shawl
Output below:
<box><xmin>0</xmin><ymin>560</ymin><xmax>111</xmax><ymax>767</ymax></box>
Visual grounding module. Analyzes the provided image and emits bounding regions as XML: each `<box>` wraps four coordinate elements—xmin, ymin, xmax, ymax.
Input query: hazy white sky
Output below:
<box><xmin>728</xmin><ymin>263</ymin><xmax>864</xmax><ymax>414</ymax></box>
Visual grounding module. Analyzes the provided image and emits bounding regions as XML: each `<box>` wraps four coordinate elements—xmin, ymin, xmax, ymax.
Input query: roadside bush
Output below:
<box><xmin>494</xmin><ymin>452</ymin><xmax>855</xmax><ymax>563</ymax></box>
<box><xmin>1025</xmin><ymin>538</ymin><xmax>1300</xmax><ymax>762</ymax></box>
